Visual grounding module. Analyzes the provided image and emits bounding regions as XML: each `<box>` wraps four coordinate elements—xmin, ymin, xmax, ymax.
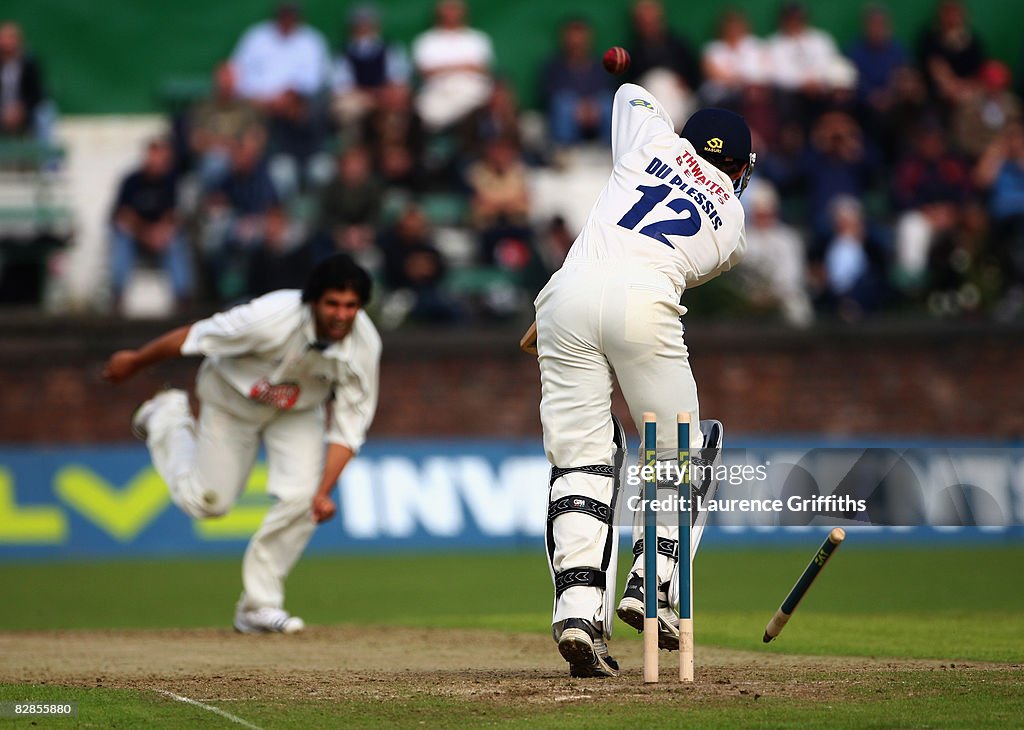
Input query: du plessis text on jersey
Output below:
<box><xmin>643</xmin><ymin>155</ymin><xmax>726</xmax><ymax>231</ymax></box>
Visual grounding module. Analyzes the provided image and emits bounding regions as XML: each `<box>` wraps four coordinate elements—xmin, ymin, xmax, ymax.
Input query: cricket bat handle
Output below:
<box><xmin>762</xmin><ymin>610</ymin><xmax>791</xmax><ymax>643</ymax></box>
<box><xmin>519</xmin><ymin>321</ymin><xmax>538</xmax><ymax>356</ymax></box>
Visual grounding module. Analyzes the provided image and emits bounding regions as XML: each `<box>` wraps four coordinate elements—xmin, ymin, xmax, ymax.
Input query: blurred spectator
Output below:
<box><xmin>975</xmin><ymin>123</ymin><xmax>1024</xmax><ymax>302</ymax></box>
<box><xmin>892</xmin><ymin>121</ymin><xmax>973</xmax><ymax>291</ymax></box>
<box><xmin>846</xmin><ymin>5</ymin><xmax>909</xmax><ymax>133</ymax></box>
<box><xmin>1018</xmin><ymin>45</ymin><xmax>1024</xmax><ymax>103</ymax></box>
<box><xmin>329</xmin><ymin>3</ymin><xmax>410</xmax><ymax>128</ymax></box>
<box><xmin>871</xmin><ymin>66</ymin><xmax>936</xmax><ymax>164</ymax></box>
<box><xmin>918</xmin><ymin>0</ymin><xmax>987</xmax><ymax>108</ymax></box>
<box><xmin>802</xmin><ymin>111</ymin><xmax>879</xmax><ymax>241</ymax></box>
<box><xmin>208</xmin><ymin>131</ymin><xmax>279</xmax><ymax>219</ymax></box>
<box><xmin>921</xmin><ymin>197</ymin><xmax>992</xmax><ymax>317</ymax></box>
<box><xmin>739</xmin><ymin>87</ymin><xmax>785</xmax><ymax>157</ymax></box>
<box><xmin>539</xmin><ymin>17</ymin><xmax>612</xmax><ymax>148</ymax></box>
<box><xmin>537</xmin><ymin>215</ymin><xmax>575</xmax><ymax>271</ymax></box>
<box><xmin>0</xmin><ymin>22</ymin><xmax>50</xmax><ymax>141</ymax></box>
<box><xmin>110</xmin><ymin>138</ymin><xmax>193</xmax><ymax>309</ymax></box>
<box><xmin>766</xmin><ymin>2</ymin><xmax>857</xmax><ymax>124</ymax></box>
<box><xmin>820</xmin><ymin>196</ymin><xmax>884</xmax><ymax>321</ymax></box>
<box><xmin>467</xmin><ymin>137</ymin><xmax>532</xmax><ymax>265</ymax></box>
<box><xmin>311</xmin><ymin>145</ymin><xmax>383</xmax><ymax>273</ymax></box>
<box><xmin>893</xmin><ymin>119</ymin><xmax>974</xmax><ymax>210</ymax></box>
<box><xmin>626</xmin><ymin>0</ymin><xmax>701</xmax><ymax>131</ymax></box>
<box><xmin>202</xmin><ymin>129</ymin><xmax>282</xmax><ymax>302</ymax></box>
<box><xmin>360</xmin><ymin>82</ymin><xmax>425</xmax><ymax>191</ymax></box>
<box><xmin>739</xmin><ymin>181</ymin><xmax>813</xmax><ymax>327</ymax></box>
<box><xmin>231</xmin><ymin>3</ymin><xmax>330</xmax><ymax>192</ymax></box>
<box><xmin>232</xmin><ymin>3</ymin><xmax>329</xmax><ymax>102</ymax></box>
<box><xmin>461</xmin><ymin>78</ymin><xmax>523</xmax><ymax>160</ymax></box>
<box><xmin>412</xmin><ymin>0</ymin><xmax>494</xmax><ymax>132</ymax></box>
<box><xmin>701</xmin><ymin>9</ymin><xmax>768</xmax><ymax>108</ymax></box>
<box><xmin>187</xmin><ymin>62</ymin><xmax>264</xmax><ymax>188</ymax></box>
<box><xmin>245</xmin><ymin>207</ymin><xmax>311</xmax><ymax>297</ymax></box>
<box><xmin>952</xmin><ymin>60</ymin><xmax>1022</xmax><ymax>160</ymax></box>
<box><xmin>378</xmin><ymin>204</ymin><xmax>463</xmax><ymax>323</ymax></box>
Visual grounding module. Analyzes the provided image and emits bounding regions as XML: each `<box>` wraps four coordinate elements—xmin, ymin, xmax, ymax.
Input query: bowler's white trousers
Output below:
<box><xmin>537</xmin><ymin>260</ymin><xmax>703</xmax><ymax>630</ymax></box>
<box><xmin>144</xmin><ymin>363</ymin><xmax>324</xmax><ymax>611</ymax></box>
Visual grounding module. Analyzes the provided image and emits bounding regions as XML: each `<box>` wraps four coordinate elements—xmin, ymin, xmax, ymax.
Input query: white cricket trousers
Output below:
<box><xmin>144</xmin><ymin>366</ymin><xmax>324</xmax><ymax>611</ymax></box>
<box><xmin>536</xmin><ymin>260</ymin><xmax>702</xmax><ymax>629</ymax></box>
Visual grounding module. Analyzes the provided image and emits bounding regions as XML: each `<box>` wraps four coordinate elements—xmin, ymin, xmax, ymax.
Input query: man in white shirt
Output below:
<box><xmin>701</xmin><ymin>9</ymin><xmax>769</xmax><ymax>107</ymax></box>
<box><xmin>534</xmin><ymin>83</ymin><xmax>753</xmax><ymax>677</ymax></box>
<box><xmin>102</xmin><ymin>254</ymin><xmax>381</xmax><ymax>634</ymax></box>
<box><xmin>411</xmin><ymin>0</ymin><xmax>493</xmax><ymax>131</ymax></box>
<box><xmin>232</xmin><ymin>3</ymin><xmax>329</xmax><ymax>102</ymax></box>
<box><xmin>766</xmin><ymin>2</ymin><xmax>855</xmax><ymax>95</ymax></box>
<box><xmin>739</xmin><ymin>180</ymin><xmax>813</xmax><ymax>327</ymax></box>
<box><xmin>231</xmin><ymin>3</ymin><xmax>331</xmax><ymax>190</ymax></box>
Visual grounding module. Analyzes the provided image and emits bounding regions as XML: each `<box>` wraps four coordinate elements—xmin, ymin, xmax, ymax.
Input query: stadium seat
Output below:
<box><xmin>0</xmin><ymin>140</ymin><xmax>73</xmax><ymax>304</ymax></box>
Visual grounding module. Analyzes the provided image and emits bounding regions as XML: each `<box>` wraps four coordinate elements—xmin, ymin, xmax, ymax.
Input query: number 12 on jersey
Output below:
<box><xmin>616</xmin><ymin>184</ymin><xmax>702</xmax><ymax>248</ymax></box>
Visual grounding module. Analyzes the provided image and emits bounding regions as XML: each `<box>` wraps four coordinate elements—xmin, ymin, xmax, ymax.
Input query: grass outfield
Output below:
<box><xmin>1</xmin><ymin>544</ymin><xmax>1022</xmax><ymax>728</ymax></box>
<box><xmin>2</xmin><ymin>545</ymin><xmax>1023</xmax><ymax>660</ymax></box>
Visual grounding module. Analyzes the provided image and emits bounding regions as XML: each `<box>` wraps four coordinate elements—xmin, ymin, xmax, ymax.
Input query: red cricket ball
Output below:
<box><xmin>603</xmin><ymin>46</ymin><xmax>630</xmax><ymax>75</ymax></box>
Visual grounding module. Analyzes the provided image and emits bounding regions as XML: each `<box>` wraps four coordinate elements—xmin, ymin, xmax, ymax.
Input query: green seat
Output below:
<box><xmin>420</xmin><ymin>193</ymin><xmax>467</xmax><ymax>227</ymax></box>
<box><xmin>0</xmin><ymin>205</ymin><xmax>73</xmax><ymax>226</ymax></box>
<box><xmin>0</xmin><ymin>139</ymin><xmax>65</xmax><ymax>166</ymax></box>
<box><xmin>159</xmin><ymin>76</ymin><xmax>211</xmax><ymax>113</ymax></box>
<box><xmin>379</xmin><ymin>189</ymin><xmax>411</xmax><ymax>225</ymax></box>
<box><xmin>443</xmin><ymin>266</ymin><xmax>517</xmax><ymax>295</ymax></box>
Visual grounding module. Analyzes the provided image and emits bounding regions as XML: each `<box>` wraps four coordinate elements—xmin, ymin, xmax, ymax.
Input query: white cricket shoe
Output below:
<box><xmin>131</xmin><ymin>388</ymin><xmax>187</xmax><ymax>441</ymax></box>
<box><xmin>233</xmin><ymin>606</ymin><xmax>306</xmax><ymax>634</ymax></box>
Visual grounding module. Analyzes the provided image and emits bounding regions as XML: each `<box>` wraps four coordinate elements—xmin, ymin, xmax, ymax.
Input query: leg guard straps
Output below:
<box><xmin>549</xmin><ymin>464</ymin><xmax>616</xmax><ymax>487</ymax></box>
<box><xmin>554</xmin><ymin>567</ymin><xmax>606</xmax><ymax>598</ymax></box>
<box><xmin>548</xmin><ymin>494</ymin><xmax>614</xmax><ymax>524</ymax></box>
<box><xmin>546</xmin><ymin>458</ymin><xmax>620</xmax><ymax>573</ymax></box>
<box><xmin>632</xmin><ymin>537</ymin><xmax>679</xmax><ymax>561</ymax></box>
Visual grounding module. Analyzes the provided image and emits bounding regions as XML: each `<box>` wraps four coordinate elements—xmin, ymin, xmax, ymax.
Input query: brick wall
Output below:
<box><xmin>2</xmin><ymin>318</ymin><xmax>1021</xmax><ymax>443</ymax></box>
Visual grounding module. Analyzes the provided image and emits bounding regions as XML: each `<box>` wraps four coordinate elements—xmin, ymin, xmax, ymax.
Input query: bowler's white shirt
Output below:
<box><xmin>565</xmin><ymin>83</ymin><xmax>746</xmax><ymax>293</ymax></box>
<box><xmin>182</xmin><ymin>290</ymin><xmax>380</xmax><ymax>452</ymax></box>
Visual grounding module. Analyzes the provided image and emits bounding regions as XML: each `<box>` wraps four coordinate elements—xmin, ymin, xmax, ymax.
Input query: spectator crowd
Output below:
<box><xmin>6</xmin><ymin>0</ymin><xmax>1024</xmax><ymax>326</ymax></box>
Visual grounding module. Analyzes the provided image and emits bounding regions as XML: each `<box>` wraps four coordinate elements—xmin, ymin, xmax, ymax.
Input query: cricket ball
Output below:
<box><xmin>603</xmin><ymin>46</ymin><xmax>630</xmax><ymax>75</ymax></box>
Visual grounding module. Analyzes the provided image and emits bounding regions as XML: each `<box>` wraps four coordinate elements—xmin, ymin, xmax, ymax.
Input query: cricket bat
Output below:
<box><xmin>519</xmin><ymin>321</ymin><xmax>538</xmax><ymax>356</ymax></box>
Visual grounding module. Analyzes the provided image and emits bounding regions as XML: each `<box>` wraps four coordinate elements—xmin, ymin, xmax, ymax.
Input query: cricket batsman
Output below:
<box><xmin>102</xmin><ymin>253</ymin><xmax>380</xmax><ymax>634</ymax></box>
<box><xmin>535</xmin><ymin>83</ymin><xmax>754</xmax><ymax>677</ymax></box>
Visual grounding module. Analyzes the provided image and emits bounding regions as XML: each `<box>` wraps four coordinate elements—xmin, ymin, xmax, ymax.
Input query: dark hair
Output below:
<box><xmin>302</xmin><ymin>253</ymin><xmax>372</xmax><ymax>305</ymax></box>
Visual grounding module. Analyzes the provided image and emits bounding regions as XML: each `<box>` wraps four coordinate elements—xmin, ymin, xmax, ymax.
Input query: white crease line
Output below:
<box><xmin>157</xmin><ymin>690</ymin><xmax>263</xmax><ymax>729</ymax></box>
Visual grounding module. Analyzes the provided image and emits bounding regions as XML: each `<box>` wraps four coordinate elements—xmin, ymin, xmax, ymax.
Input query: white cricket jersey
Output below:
<box><xmin>181</xmin><ymin>290</ymin><xmax>381</xmax><ymax>452</ymax></box>
<box><xmin>565</xmin><ymin>83</ymin><xmax>746</xmax><ymax>292</ymax></box>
